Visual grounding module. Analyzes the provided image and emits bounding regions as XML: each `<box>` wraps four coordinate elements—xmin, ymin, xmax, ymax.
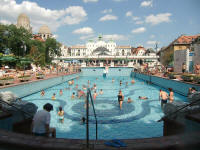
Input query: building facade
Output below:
<box><xmin>70</xmin><ymin>36</ymin><xmax>131</xmax><ymax>57</ymax></box>
<box><xmin>159</xmin><ymin>34</ymin><xmax>200</xmax><ymax>66</ymax></box>
<box><xmin>57</xmin><ymin>36</ymin><xmax>158</xmax><ymax>68</ymax></box>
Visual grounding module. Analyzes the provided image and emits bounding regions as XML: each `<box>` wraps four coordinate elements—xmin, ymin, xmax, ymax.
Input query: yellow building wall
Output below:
<box><xmin>174</xmin><ymin>45</ymin><xmax>190</xmax><ymax>51</ymax></box>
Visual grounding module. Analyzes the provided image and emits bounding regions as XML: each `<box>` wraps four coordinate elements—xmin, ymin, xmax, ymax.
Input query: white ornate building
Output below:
<box><xmin>70</xmin><ymin>35</ymin><xmax>131</xmax><ymax>57</ymax></box>
<box><xmin>56</xmin><ymin>35</ymin><xmax>159</xmax><ymax>67</ymax></box>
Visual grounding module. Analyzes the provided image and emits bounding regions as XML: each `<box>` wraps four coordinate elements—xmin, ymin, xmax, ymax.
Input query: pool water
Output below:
<box><xmin>23</xmin><ymin>75</ymin><xmax>187</xmax><ymax>139</ymax></box>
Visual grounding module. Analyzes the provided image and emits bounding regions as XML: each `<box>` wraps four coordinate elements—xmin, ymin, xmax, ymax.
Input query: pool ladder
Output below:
<box><xmin>86</xmin><ymin>88</ymin><xmax>98</xmax><ymax>148</ymax></box>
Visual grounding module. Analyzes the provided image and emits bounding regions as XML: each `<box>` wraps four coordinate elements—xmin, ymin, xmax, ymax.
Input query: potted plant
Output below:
<box><xmin>0</xmin><ymin>77</ymin><xmax>14</xmax><ymax>85</ymax></box>
<box><xmin>18</xmin><ymin>75</ymin><xmax>31</xmax><ymax>82</ymax></box>
<box><xmin>181</xmin><ymin>74</ymin><xmax>194</xmax><ymax>82</ymax></box>
<box><xmin>194</xmin><ymin>75</ymin><xmax>200</xmax><ymax>84</ymax></box>
<box><xmin>36</xmin><ymin>73</ymin><xmax>44</xmax><ymax>79</ymax></box>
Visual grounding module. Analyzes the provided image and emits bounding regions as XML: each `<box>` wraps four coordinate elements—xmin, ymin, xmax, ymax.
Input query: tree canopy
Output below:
<box><xmin>0</xmin><ymin>24</ymin><xmax>61</xmax><ymax>67</ymax></box>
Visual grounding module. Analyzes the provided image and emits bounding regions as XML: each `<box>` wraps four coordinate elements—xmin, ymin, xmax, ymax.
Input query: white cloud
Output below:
<box><xmin>147</xmin><ymin>40</ymin><xmax>157</xmax><ymax>45</ymax></box>
<box><xmin>145</xmin><ymin>13</ymin><xmax>172</xmax><ymax>25</ymax></box>
<box><xmin>150</xmin><ymin>35</ymin><xmax>155</xmax><ymax>38</ymax></box>
<box><xmin>62</xmin><ymin>6</ymin><xmax>87</xmax><ymax>25</ymax></box>
<box><xmin>132</xmin><ymin>16</ymin><xmax>140</xmax><ymax>21</ymax></box>
<box><xmin>103</xmin><ymin>34</ymin><xmax>128</xmax><ymax>41</ymax></box>
<box><xmin>83</xmin><ymin>0</ymin><xmax>98</xmax><ymax>3</ymax></box>
<box><xmin>135</xmin><ymin>20</ymin><xmax>144</xmax><ymax>25</ymax></box>
<box><xmin>132</xmin><ymin>27</ymin><xmax>146</xmax><ymax>34</ymax></box>
<box><xmin>113</xmin><ymin>0</ymin><xmax>127</xmax><ymax>2</ymax></box>
<box><xmin>126</xmin><ymin>11</ymin><xmax>132</xmax><ymax>17</ymax></box>
<box><xmin>0</xmin><ymin>19</ymin><xmax>12</xmax><ymax>25</ymax></box>
<box><xmin>141</xmin><ymin>0</ymin><xmax>153</xmax><ymax>7</ymax></box>
<box><xmin>99</xmin><ymin>14</ymin><xmax>118</xmax><ymax>21</ymax></box>
<box><xmin>80</xmin><ymin>34</ymin><xmax>95</xmax><ymax>40</ymax></box>
<box><xmin>73</xmin><ymin>27</ymin><xmax>94</xmax><ymax>34</ymax></box>
<box><xmin>52</xmin><ymin>34</ymin><xmax>58</xmax><ymax>39</ymax></box>
<box><xmin>102</xmin><ymin>9</ymin><xmax>112</xmax><ymax>14</ymax></box>
<box><xmin>0</xmin><ymin>0</ymin><xmax>87</xmax><ymax>32</ymax></box>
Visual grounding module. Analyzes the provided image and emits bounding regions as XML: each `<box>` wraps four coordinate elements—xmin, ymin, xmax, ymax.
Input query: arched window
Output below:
<box><xmin>122</xmin><ymin>49</ymin><xmax>125</xmax><ymax>56</ymax></box>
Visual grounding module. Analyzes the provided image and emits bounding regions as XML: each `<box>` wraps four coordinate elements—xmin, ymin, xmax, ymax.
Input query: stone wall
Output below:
<box><xmin>133</xmin><ymin>72</ymin><xmax>200</xmax><ymax>96</ymax></box>
<box><xmin>194</xmin><ymin>43</ymin><xmax>200</xmax><ymax>65</ymax></box>
<box><xmin>174</xmin><ymin>49</ymin><xmax>189</xmax><ymax>73</ymax></box>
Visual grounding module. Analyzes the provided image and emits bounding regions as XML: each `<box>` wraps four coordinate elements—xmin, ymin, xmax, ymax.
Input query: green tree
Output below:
<box><xmin>0</xmin><ymin>24</ymin><xmax>9</xmax><ymax>53</ymax></box>
<box><xmin>45</xmin><ymin>38</ymin><xmax>61</xmax><ymax>64</ymax></box>
<box><xmin>29</xmin><ymin>40</ymin><xmax>46</xmax><ymax>66</ymax></box>
<box><xmin>8</xmin><ymin>24</ymin><xmax>32</xmax><ymax>57</ymax></box>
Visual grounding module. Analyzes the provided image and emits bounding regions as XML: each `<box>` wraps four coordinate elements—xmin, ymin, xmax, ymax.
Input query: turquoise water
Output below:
<box><xmin>23</xmin><ymin>75</ymin><xmax>187</xmax><ymax>139</ymax></box>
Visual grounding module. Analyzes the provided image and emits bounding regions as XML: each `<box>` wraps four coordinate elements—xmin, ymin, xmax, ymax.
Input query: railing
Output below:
<box><xmin>86</xmin><ymin>88</ymin><xmax>98</xmax><ymax>148</ymax></box>
<box><xmin>158</xmin><ymin>97</ymin><xmax>200</xmax><ymax>122</ymax></box>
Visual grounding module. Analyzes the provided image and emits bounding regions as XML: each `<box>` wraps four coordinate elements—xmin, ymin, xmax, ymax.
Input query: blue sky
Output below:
<box><xmin>0</xmin><ymin>0</ymin><xmax>200</xmax><ymax>49</ymax></box>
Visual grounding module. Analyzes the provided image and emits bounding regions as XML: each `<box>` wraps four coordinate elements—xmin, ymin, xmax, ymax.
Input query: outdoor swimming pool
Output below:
<box><xmin>22</xmin><ymin>68</ymin><xmax>187</xmax><ymax>140</ymax></box>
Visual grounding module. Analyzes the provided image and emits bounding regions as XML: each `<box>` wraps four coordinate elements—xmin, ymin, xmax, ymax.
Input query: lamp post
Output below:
<box><xmin>22</xmin><ymin>41</ymin><xmax>27</xmax><ymax>75</ymax></box>
<box><xmin>4</xmin><ymin>30</ymin><xmax>10</xmax><ymax>55</ymax></box>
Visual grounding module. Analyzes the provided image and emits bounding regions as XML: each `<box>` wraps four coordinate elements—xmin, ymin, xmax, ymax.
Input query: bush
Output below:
<box><xmin>0</xmin><ymin>77</ymin><xmax>14</xmax><ymax>80</ymax></box>
<box><xmin>18</xmin><ymin>75</ymin><xmax>31</xmax><ymax>78</ymax></box>
<box><xmin>181</xmin><ymin>74</ymin><xmax>194</xmax><ymax>82</ymax></box>
<box><xmin>194</xmin><ymin>75</ymin><xmax>200</xmax><ymax>84</ymax></box>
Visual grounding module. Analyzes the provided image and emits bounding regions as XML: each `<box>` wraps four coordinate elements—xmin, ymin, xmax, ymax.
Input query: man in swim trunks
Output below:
<box><xmin>159</xmin><ymin>89</ymin><xmax>168</xmax><ymax>108</ymax></box>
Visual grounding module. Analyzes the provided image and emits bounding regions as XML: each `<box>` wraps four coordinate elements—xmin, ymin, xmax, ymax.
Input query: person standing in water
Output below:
<box><xmin>118</xmin><ymin>90</ymin><xmax>124</xmax><ymax>110</ymax></box>
<box><xmin>159</xmin><ymin>89</ymin><xmax>168</xmax><ymax>108</ymax></box>
<box><xmin>168</xmin><ymin>88</ymin><xmax>174</xmax><ymax>103</ymax></box>
<box><xmin>57</xmin><ymin>107</ymin><xmax>64</xmax><ymax>123</ymax></box>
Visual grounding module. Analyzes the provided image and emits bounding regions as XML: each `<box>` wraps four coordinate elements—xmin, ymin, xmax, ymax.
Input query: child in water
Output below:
<box><xmin>71</xmin><ymin>92</ymin><xmax>75</xmax><ymax>99</ymax></box>
<box><xmin>58</xmin><ymin>106</ymin><xmax>64</xmax><ymax>123</ymax></box>
<box><xmin>41</xmin><ymin>90</ymin><xmax>45</xmax><ymax>96</ymax></box>
<box><xmin>52</xmin><ymin>93</ymin><xmax>56</xmax><ymax>100</ymax></box>
<box><xmin>59</xmin><ymin>89</ymin><xmax>63</xmax><ymax>96</ymax></box>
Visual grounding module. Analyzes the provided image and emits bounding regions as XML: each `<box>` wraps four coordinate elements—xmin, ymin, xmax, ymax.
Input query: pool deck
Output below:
<box><xmin>0</xmin><ymin>72</ymin><xmax>79</xmax><ymax>89</ymax></box>
<box><xmin>0</xmin><ymin>129</ymin><xmax>200</xmax><ymax>150</ymax></box>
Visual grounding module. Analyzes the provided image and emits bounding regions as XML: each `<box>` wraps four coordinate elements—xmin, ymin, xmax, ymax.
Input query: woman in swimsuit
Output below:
<box><xmin>118</xmin><ymin>90</ymin><xmax>124</xmax><ymax>109</ymax></box>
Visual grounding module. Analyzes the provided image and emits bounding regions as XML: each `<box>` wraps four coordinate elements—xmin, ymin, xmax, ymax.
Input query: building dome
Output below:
<box><xmin>38</xmin><ymin>25</ymin><xmax>51</xmax><ymax>34</ymax></box>
<box><xmin>17</xmin><ymin>13</ymin><xmax>30</xmax><ymax>25</ymax></box>
<box><xmin>16</xmin><ymin>13</ymin><xmax>32</xmax><ymax>33</ymax></box>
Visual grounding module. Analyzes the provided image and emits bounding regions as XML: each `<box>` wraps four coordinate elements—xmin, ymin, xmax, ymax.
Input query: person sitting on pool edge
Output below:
<box><xmin>138</xmin><ymin>96</ymin><xmax>148</xmax><ymax>100</ymax></box>
<box><xmin>31</xmin><ymin>103</ymin><xmax>56</xmax><ymax>137</ymax></box>
<box><xmin>58</xmin><ymin>106</ymin><xmax>64</xmax><ymax>123</ymax></box>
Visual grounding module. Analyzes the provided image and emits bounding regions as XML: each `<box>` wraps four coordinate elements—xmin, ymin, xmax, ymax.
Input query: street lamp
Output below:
<box><xmin>22</xmin><ymin>41</ymin><xmax>27</xmax><ymax>75</ymax></box>
<box><xmin>4</xmin><ymin>30</ymin><xmax>10</xmax><ymax>55</ymax></box>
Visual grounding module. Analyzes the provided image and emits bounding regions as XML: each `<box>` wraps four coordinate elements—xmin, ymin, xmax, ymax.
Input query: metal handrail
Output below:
<box><xmin>85</xmin><ymin>88</ymin><xmax>98</xmax><ymax>148</ymax></box>
<box><xmin>157</xmin><ymin>97</ymin><xmax>200</xmax><ymax>122</ymax></box>
<box><xmin>88</xmin><ymin>89</ymin><xmax>98</xmax><ymax>140</ymax></box>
